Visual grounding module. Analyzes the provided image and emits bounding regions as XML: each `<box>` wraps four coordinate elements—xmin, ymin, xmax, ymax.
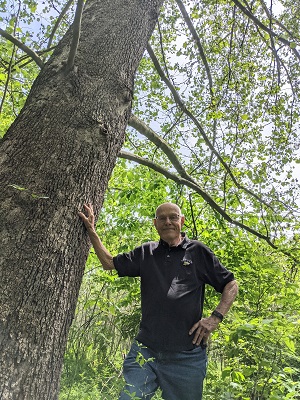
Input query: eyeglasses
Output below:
<box><xmin>155</xmin><ymin>214</ymin><xmax>181</xmax><ymax>222</ymax></box>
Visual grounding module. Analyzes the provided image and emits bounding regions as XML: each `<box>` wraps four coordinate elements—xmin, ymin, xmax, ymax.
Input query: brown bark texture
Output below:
<box><xmin>0</xmin><ymin>0</ymin><xmax>164</xmax><ymax>398</ymax></box>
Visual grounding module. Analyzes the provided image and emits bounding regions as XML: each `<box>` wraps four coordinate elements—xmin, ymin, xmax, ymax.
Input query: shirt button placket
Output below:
<box><xmin>164</xmin><ymin>248</ymin><xmax>171</xmax><ymax>264</ymax></box>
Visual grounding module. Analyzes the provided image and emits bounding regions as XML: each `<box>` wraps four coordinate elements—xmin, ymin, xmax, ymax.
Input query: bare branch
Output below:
<box><xmin>0</xmin><ymin>52</ymin><xmax>14</xmax><ymax>115</ymax></box>
<box><xmin>65</xmin><ymin>0</ymin><xmax>85</xmax><ymax>72</ymax></box>
<box><xmin>48</xmin><ymin>0</ymin><xmax>74</xmax><ymax>49</ymax></box>
<box><xmin>0</xmin><ymin>47</ymin><xmax>57</xmax><ymax>74</ymax></box>
<box><xmin>0</xmin><ymin>28</ymin><xmax>44</xmax><ymax>68</ymax></box>
<box><xmin>146</xmin><ymin>44</ymin><xmax>275</xmax><ymax>211</ymax></box>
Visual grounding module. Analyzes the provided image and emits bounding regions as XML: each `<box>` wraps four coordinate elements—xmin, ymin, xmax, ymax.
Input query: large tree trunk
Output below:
<box><xmin>0</xmin><ymin>1</ymin><xmax>163</xmax><ymax>398</ymax></box>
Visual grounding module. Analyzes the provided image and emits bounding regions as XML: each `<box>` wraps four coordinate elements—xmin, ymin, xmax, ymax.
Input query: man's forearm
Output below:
<box><xmin>215</xmin><ymin>280</ymin><xmax>238</xmax><ymax>317</ymax></box>
<box><xmin>189</xmin><ymin>279</ymin><xmax>238</xmax><ymax>344</ymax></box>
<box><xmin>87</xmin><ymin>228</ymin><xmax>115</xmax><ymax>270</ymax></box>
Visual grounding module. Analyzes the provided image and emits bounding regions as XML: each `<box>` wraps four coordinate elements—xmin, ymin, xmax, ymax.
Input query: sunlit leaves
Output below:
<box><xmin>130</xmin><ymin>0</ymin><xmax>300</xmax><ymax>248</ymax></box>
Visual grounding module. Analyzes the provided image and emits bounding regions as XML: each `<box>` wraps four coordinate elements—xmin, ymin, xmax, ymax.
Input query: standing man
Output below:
<box><xmin>79</xmin><ymin>202</ymin><xmax>238</xmax><ymax>400</ymax></box>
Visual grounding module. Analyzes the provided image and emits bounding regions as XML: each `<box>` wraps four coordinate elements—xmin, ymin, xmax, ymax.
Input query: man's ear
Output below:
<box><xmin>181</xmin><ymin>215</ymin><xmax>185</xmax><ymax>227</ymax></box>
<box><xmin>153</xmin><ymin>218</ymin><xmax>157</xmax><ymax>229</ymax></box>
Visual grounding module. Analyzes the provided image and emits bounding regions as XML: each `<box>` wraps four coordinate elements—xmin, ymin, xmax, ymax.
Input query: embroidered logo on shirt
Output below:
<box><xmin>182</xmin><ymin>259</ymin><xmax>192</xmax><ymax>267</ymax></box>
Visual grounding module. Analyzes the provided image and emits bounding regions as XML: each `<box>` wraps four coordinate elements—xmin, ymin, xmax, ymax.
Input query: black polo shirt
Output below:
<box><xmin>113</xmin><ymin>234</ymin><xmax>234</xmax><ymax>351</ymax></box>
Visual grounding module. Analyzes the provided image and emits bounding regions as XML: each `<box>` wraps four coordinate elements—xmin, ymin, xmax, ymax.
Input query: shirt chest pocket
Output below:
<box><xmin>167</xmin><ymin>259</ymin><xmax>198</xmax><ymax>299</ymax></box>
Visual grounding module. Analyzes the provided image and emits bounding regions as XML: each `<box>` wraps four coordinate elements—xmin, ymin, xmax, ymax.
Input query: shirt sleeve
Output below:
<box><xmin>113</xmin><ymin>246</ymin><xmax>142</xmax><ymax>277</ymax></box>
<box><xmin>197</xmin><ymin>244</ymin><xmax>235</xmax><ymax>293</ymax></box>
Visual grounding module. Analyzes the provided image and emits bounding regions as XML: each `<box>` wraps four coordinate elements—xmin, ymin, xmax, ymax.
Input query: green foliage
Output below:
<box><xmin>60</xmin><ymin>163</ymin><xmax>300</xmax><ymax>398</ymax></box>
<box><xmin>130</xmin><ymin>0</ymin><xmax>300</xmax><ymax>247</ymax></box>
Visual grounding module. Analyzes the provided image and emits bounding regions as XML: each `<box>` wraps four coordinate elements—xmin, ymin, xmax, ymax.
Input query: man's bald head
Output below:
<box><xmin>153</xmin><ymin>202</ymin><xmax>184</xmax><ymax>246</ymax></box>
<box><xmin>155</xmin><ymin>202</ymin><xmax>182</xmax><ymax>217</ymax></box>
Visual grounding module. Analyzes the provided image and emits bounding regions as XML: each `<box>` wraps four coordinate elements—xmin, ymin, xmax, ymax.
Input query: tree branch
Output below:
<box><xmin>174</xmin><ymin>0</ymin><xmax>218</xmax><ymax>171</ymax></box>
<box><xmin>188</xmin><ymin>193</ymin><xmax>198</xmax><ymax>239</ymax></box>
<box><xmin>146</xmin><ymin>43</ymin><xmax>275</xmax><ymax>211</ymax></box>
<box><xmin>118</xmin><ymin>150</ymin><xmax>276</xmax><ymax>246</ymax></box>
<box><xmin>175</xmin><ymin>0</ymin><xmax>213</xmax><ymax>92</ymax></box>
<box><xmin>0</xmin><ymin>51</ymin><xmax>14</xmax><ymax>115</ymax></box>
<box><xmin>232</xmin><ymin>0</ymin><xmax>300</xmax><ymax>62</ymax></box>
<box><xmin>119</xmin><ymin>150</ymin><xmax>300</xmax><ymax>263</ymax></box>
<box><xmin>0</xmin><ymin>28</ymin><xmax>44</xmax><ymax>68</ymax></box>
<box><xmin>157</xmin><ymin>20</ymin><xmax>171</xmax><ymax>81</ymax></box>
<box><xmin>1</xmin><ymin>47</ymin><xmax>57</xmax><ymax>73</ymax></box>
<box><xmin>259</xmin><ymin>0</ymin><xmax>299</xmax><ymax>41</ymax></box>
<box><xmin>65</xmin><ymin>0</ymin><xmax>85</xmax><ymax>72</ymax></box>
<box><xmin>48</xmin><ymin>0</ymin><xmax>74</xmax><ymax>49</ymax></box>
<box><xmin>128</xmin><ymin>114</ymin><xmax>189</xmax><ymax>179</ymax></box>
<box><xmin>0</xmin><ymin>2</ymin><xmax>21</xmax><ymax>115</ymax></box>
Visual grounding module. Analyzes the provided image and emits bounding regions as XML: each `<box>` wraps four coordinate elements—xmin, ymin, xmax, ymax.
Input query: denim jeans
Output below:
<box><xmin>119</xmin><ymin>340</ymin><xmax>207</xmax><ymax>400</ymax></box>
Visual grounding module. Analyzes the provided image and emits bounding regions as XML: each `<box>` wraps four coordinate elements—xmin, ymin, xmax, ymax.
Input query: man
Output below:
<box><xmin>79</xmin><ymin>202</ymin><xmax>238</xmax><ymax>400</ymax></box>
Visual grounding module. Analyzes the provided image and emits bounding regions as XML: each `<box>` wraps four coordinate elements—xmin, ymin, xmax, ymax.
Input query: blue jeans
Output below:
<box><xmin>119</xmin><ymin>340</ymin><xmax>207</xmax><ymax>400</ymax></box>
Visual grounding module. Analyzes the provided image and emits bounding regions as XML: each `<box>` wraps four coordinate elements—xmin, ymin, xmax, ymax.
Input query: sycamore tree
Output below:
<box><xmin>0</xmin><ymin>0</ymin><xmax>300</xmax><ymax>399</ymax></box>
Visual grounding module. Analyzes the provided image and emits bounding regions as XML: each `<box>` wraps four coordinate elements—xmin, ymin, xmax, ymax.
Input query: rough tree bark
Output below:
<box><xmin>0</xmin><ymin>0</ymin><xmax>164</xmax><ymax>398</ymax></box>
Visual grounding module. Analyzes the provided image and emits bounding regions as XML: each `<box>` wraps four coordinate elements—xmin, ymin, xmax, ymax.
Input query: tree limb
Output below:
<box><xmin>118</xmin><ymin>150</ymin><xmax>277</xmax><ymax>246</ymax></box>
<box><xmin>0</xmin><ymin>2</ymin><xmax>21</xmax><ymax>115</ymax></box>
<box><xmin>157</xmin><ymin>20</ymin><xmax>171</xmax><ymax>81</ymax></box>
<box><xmin>175</xmin><ymin>0</ymin><xmax>213</xmax><ymax>91</ymax></box>
<box><xmin>1</xmin><ymin>47</ymin><xmax>57</xmax><ymax>73</ymax></box>
<box><xmin>174</xmin><ymin>0</ymin><xmax>218</xmax><ymax>171</ymax></box>
<box><xmin>232</xmin><ymin>0</ymin><xmax>300</xmax><ymax>62</ymax></box>
<box><xmin>188</xmin><ymin>193</ymin><xmax>198</xmax><ymax>239</ymax></box>
<box><xmin>119</xmin><ymin>150</ymin><xmax>300</xmax><ymax>263</ymax></box>
<box><xmin>128</xmin><ymin>114</ymin><xmax>189</xmax><ymax>179</ymax></box>
<box><xmin>0</xmin><ymin>28</ymin><xmax>44</xmax><ymax>68</ymax></box>
<box><xmin>146</xmin><ymin>43</ymin><xmax>275</xmax><ymax>211</ymax></box>
<box><xmin>48</xmin><ymin>0</ymin><xmax>74</xmax><ymax>49</ymax></box>
<box><xmin>65</xmin><ymin>0</ymin><xmax>85</xmax><ymax>72</ymax></box>
<box><xmin>259</xmin><ymin>0</ymin><xmax>299</xmax><ymax>41</ymax></box>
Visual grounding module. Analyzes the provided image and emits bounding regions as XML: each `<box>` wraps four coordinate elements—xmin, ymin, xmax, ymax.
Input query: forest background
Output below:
<box><xmin>0</xmin><ymin>0</ymin><xmax>300</xmax><ymax>399</ymax></box>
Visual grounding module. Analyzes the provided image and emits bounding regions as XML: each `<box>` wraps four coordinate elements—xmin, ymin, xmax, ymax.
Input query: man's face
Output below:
<box><xmin>153</xmin><ymin>203</ymin><xmax>185</xmax><ymax>245</ymax></box>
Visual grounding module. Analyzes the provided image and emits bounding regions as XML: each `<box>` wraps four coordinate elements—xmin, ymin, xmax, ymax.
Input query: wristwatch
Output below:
<box><xmin>211</xmin><ymin>310</ymin><xmax>224</xmax><ymax>322</ymax></box>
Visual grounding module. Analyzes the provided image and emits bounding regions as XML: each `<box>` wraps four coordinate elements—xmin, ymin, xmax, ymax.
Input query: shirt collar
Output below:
<box><xmin>159</xmin><ymin>232</ymin><xmax>190</xmax><ymax>249</ymax></box>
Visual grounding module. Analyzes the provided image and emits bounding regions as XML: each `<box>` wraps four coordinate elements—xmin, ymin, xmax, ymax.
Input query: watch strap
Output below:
<box><xmin>211</xmin><ymin>310</ymin><xmax>224</xmax><ymax>322</ymax></box>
